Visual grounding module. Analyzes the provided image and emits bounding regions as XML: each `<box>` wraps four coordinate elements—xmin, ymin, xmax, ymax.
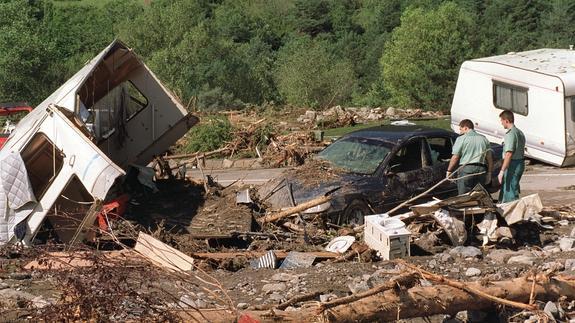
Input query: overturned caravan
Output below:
<box><xmin>0</xmin><ymin>40</ymin><xmax>198</xmax><ymax>246</ymax></box>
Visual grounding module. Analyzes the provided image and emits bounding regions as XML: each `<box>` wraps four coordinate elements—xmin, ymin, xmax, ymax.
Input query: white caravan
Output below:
<box><xmin>0</xmin><ymin>40</ymin><xmax>198</xmax><ymax>245</ymax></box>
<box><xmin>451</xmin><ymin>48</ymin><xmax>575</xmax><ymax>166</ymax></box>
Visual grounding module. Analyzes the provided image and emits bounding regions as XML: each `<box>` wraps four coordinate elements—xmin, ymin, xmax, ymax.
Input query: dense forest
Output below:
<box><xmin>1</xmin><ymin>0</ymin><xmax>574</xmax><ymax>112</ymax></box>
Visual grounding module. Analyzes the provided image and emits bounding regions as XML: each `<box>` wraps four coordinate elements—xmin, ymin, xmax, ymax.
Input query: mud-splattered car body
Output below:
<box><xmin>258</xmin><ymin>125</ymin><xmax>502</xmax><ymax>225</ymax></box>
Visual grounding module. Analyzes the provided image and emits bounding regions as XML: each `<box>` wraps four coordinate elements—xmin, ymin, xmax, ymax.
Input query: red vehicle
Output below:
<box><xmin>0</xmin><ymin>102</ymin><xmax>33</xmax><ymax>148</ymax></box>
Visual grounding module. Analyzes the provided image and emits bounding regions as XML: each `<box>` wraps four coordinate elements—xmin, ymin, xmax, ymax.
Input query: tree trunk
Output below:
<box><xmin>178</xmin><ymin>275</ymin><xmax>575</xmax><ymax>322</ymax></box>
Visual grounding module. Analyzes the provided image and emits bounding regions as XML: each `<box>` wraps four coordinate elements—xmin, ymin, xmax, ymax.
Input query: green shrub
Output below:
<box><xmin>181</xmin><ymin>116</ymin><xmax>232</xmax><ymax>153</ymax></box>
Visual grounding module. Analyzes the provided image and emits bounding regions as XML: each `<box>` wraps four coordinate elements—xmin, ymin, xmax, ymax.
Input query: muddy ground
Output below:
<box><xmin>2</xmin><ymin>162</ymin><xmax>575</xmax><ymax>322</ymax></box>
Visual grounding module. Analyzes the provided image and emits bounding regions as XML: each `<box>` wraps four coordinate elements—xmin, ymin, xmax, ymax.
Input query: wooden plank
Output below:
<box><xmin>134</xmin><ymin>232</ymin><xmax>195</xmax><ymax>272</ymax></box>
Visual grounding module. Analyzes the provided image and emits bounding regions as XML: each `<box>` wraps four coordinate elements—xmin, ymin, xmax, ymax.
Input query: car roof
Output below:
<box><xmin>343</xmin><ymin>125</ymin><xmax>455</xmax><ymax>143</ymax></box>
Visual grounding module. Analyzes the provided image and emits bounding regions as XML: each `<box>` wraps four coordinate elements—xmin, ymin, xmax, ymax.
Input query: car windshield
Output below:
<box><xmin>317</xmin><ymin>137</ymin><xmax>392</xmax><ymax>174</ymax></box>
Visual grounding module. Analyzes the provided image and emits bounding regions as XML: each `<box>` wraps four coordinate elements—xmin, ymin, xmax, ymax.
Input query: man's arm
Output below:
<box><xmin>447</xmin><ymin>154</ymin><xmax>460</xmax><ymax>178</ymax></box>
<box><xmin>498</xmin><ymin>151</ymin><xmax>513</xmax><ymax>184</ymax></box>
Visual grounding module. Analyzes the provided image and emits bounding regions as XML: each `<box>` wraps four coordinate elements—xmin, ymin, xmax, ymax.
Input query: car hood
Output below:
<box><xmin>257</xmin><ymin>168</ymin><xmax>363</xmax><ymax>211</ymax></box>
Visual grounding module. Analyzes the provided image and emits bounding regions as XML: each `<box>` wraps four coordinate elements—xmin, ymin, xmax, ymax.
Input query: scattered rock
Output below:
<box><xmin>31</xmin><ymin>296</ymin><xmax>50</xmax><ymax>309</ymax></box>
<box><xmin>385</xmin><ymin>107</ymin><xmax>396</xmax><ymax>117</ymax></box>
<box><xmin>237</xmin><ymin>302</ymin><xmax>249</xmax><ymax>310</ymax></box>
<box><xmin>271</xmin><ymin>273</ymin><xmax>297</xmax><ymax>282</ymax></box>
<box><xmin>420</xmin><ymin>279</ymin><xmax>433</xmax><ymax>287</ymax></box>
<box><xmin>544</xmin><ymin>301</ymin><xmax>559</xmax><ymax>319</ymax></box>
<box><xmin>558</xmin><ymin>220</ymin><xmax>570</xmax><ymax>226</ymax></box>
<box><xmin>570</xmin><ymin>227</ymin><xmax>575</xmax><ymax>238</ymax></box>
<box><xmin>262</xmin><ymin>283</ymin><xmax>287</xmax><ymax>293</ymax></box>
<box><xmin>439</xmin><ymin>253</ymin><xmax>453</xmax><ymax>263</ymax></box>
<box><xmin>8</xmin><ymin>273</ymin><xmax>31</xmax><ymax>280</ymax></box>
<box><xmin>268</xmin><ymin>292</ymin><xmax>284</xmax><ymax>302</ymax></box>
<box><xmin>486</xmin><ymin>249</ymin><xmax>517</xmax><ymax>264</ymax></box>
<box><xmin>541</xmin><ymin>261</ymin><xmax>564</xmax><ymax>272</ymax></box>
<box><xmin>449</xmin><ymin>246</ymin><xmax>482</xmax><ymax>258</ymax></box>
<box><xmin>507</xmin><ymin>255</ymin><xmax>537</xmax><ymax>266</ymax></box>
<box><xmin>347</xmin><ymin>277</ymin><xmax>370</xmax><ymax>294</ymax></box>
<box><xmin>465</xmin><ymin>268</ymin><xmax>481</xmax><ymax>277</ymax></box>
<box><xmin>320</xmin><ymin>294</ymin><xmax>337</xmax><ymax>302</ymax></box>
<box><xmin>560</xmin><ymin>237</ymin><xmax>575</xmax><ymax>251</ymax></box>
<box><xmin>565</xmin><ymin>259</ymin><xmax>575</xmax><ymax>272</ymax></box>
<box><xmin>455</xmin><ymin>310</ymin><xmax>488</xmax><ymax>322</ymax></box>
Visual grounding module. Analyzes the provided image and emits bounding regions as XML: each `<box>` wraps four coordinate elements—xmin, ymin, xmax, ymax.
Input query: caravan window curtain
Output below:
<box><xmin>493</xmin><ymin>81</ymin><xmax>528</xmax><ymax>116</ymax></box>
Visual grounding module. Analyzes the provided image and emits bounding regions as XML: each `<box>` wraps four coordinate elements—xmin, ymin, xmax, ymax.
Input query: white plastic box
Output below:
<box><xmin>364</xmin><ymin>214</ymin><xmax>411</xmax><ymax>260</ymax></box>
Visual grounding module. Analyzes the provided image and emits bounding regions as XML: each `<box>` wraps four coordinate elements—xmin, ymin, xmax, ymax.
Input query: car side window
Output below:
<box><xmin>388</xmin><ymin>139</ymin><xmax>423</xmax><ymax>173</ymax></box>
<box><xmin>427</xmin><ymin>137</ymin><xmax>453</xmax><ymax>165</ymax></box>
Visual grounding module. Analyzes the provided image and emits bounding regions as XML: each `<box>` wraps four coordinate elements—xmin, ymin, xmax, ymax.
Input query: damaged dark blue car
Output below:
<box><xmin>257</xmin><ymin>125</ymin><xmax>502</xmax><ymax>225</ymax></box>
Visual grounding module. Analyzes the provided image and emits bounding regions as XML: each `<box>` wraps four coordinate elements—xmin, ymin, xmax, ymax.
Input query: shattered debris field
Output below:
<box><xmin>4</xmin><ymin>40</ymin><xmax>575</xmax><ymax>322</ymax></box>
<box><xmin>3</xmin><ymin>163</ymin><xmax>575</xmax><ymax>322</ymax></box>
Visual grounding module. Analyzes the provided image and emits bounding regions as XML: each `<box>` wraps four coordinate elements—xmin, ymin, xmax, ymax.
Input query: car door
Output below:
<box><xmin>425</xmin><ymin>135</ymin><xmax>457</xmax><ymax>196</ymax></box>
<box><xmin>381</xmin><ymin>137</ymin><xmax>436</xmax><ymax>209</ymax></box>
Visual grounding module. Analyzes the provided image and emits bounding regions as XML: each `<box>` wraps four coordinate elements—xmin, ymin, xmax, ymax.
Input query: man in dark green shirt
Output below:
<box><xmin>447</xmin><ymin>119</ymin><xmax>493</xmax><ymax>194</ymax></box>
<box><xmin>498</xmin><ymin>110</ymin><xmax>526</xmax><ymax>203</ymax></box>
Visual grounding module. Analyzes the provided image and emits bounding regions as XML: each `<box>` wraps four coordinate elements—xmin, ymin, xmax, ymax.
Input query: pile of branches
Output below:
<box><xmin>166</xmin><ymin>119</ymin><xmax>325</xmax><ymax>169</ymax></box>
<box><xmin>262</xmin><ymin>131</ymin><xmax>318</xmax><ymax>167</ymax></box>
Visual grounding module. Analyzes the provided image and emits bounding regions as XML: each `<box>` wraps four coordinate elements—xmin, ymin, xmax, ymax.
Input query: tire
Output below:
<box><xmin>342</xmin><ymin>200</ymin><xmax>371</xmax><ymax>225</ymax></box>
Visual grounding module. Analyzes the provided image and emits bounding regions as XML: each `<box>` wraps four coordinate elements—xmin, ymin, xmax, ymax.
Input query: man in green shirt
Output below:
<box><xmin>498</xmin><ymin>110</ymin><xmax>526</xmax><ymax>203</ymax></box>
<box><xmin>447</xmin><ymin>119</ymin><xmax>493</xmax><ymax>194</ymax></box>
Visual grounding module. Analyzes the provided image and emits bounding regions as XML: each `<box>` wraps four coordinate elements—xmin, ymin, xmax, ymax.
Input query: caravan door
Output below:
<box><xmin>565</xmin><ymin>97</ymin><xmax>575</xmax><ymax>165</ymax></box>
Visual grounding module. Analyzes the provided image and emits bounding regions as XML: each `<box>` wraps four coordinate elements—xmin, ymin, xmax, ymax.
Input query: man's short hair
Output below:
<box><xmin>499</xmin><ymin>110</ymin><xmax>514</xmax><ymax>123</ymax></box>
<box><xmin>459</xmin><ymin>119</ymin><xmax>474</xmax><ymax>129</ymax></box>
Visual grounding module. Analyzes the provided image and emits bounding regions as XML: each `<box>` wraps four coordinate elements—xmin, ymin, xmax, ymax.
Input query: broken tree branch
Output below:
<box><xmin>276</xmin><ymin>290</ymin><xmax>324</xmax><ymax>310</ymax></box>
<box><xmin>259</xmin><ymin>195</ymin><xmax>332</xmax><ymax>224</ymax></box>
<box><xmin>400</xmin><ymin>261</ymin><xmax>538</xmax><ymax>311</ymax></box>
<box><xmin>317</xmin><ymin>272</ymin><xmax>418</xmax><ymax>313</ymax></box>
<box><xmin>180</xmin><ymin>273</ymin><xmax>575</xmax><ymax>322</ymax></box>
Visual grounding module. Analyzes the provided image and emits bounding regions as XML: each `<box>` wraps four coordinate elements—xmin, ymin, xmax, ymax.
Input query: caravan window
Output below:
<box><xmin>493</xmin><ymin>81</ymin><xmax>528</xmax><ymax>116</ymax></box>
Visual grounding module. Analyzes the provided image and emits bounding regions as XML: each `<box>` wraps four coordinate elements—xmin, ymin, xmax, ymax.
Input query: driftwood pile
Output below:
<box><xmin>162</xmin><ymin>118</ymin><xmax>326</xmax><ymax>171</ymax></box>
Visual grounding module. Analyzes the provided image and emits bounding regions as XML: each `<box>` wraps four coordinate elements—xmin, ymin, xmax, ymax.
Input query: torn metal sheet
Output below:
<box><xmin>432</xmin><ymin>209</ymin><xmax>467</xmax><ymax>246</ymax></box>
<box><xmin>0</xmin><ymin>40</ymin><xmax>198</xmax><ymax>245</ymax></box>
<box><xmin>410</xmin><ymin>184</ymin><xmax>496</xmax><ymax>216</ymax></box>
<box><xmin>251</xmin><ymin>250</ymin><xmax>277</xmax><ymax>269</ymax></box>
<box><xmin>236</xmin><ymin>189</ymin><xmax>253</xmax><ymax>204</ymax></box>
<box><xmin>279</xmin><ymin>251</ymin><xmax>316</xmax><ymax>269</ymax></box>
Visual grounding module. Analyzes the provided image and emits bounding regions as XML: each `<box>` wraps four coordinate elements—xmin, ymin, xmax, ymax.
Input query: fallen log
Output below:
<box><xmin>177</xmin><ymin>274</ymin><xmax>575</xmax><ymax>322</ymax></box>
<box><xmin>259</xmin><ymin>195</ymin><xmax>332</xmax><ymax>224</ymax></box>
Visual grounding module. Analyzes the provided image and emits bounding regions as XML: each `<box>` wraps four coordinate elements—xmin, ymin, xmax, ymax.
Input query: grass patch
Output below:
<box><xmin>322</xmin><ymin>117</ymin><xmax>452</xmax><ymax>139</ymax></box>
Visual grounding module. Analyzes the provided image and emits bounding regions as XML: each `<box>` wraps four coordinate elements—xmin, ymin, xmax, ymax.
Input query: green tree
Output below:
<box><xmin>0</xmin><ymin>0</ymin><xmax>58</xmax><ymax>104</ymax></box>
<box><xmin>274</xmin><ymin>35</ymin><xmax>356</xmax><ymax>108</ymax></box>
<box><xmin>382</xmin><ymin>2</ymin><xmax>477</xmax><ymax>111</ymax></box>
<box><xmin>289</xmin><ymin>0</ymin><xmax>332</xmax><ymax>37</ymax></box>
<box><xmin>117</xmin><ymin>0</ymin><xmax>212</xmax><ymax>58</ymax></box>
<box><xmin>479</xmin><ymin>0</ymin><xmax>549</xmax><ymax>55</ymax></box>
<box><xmin>540</xmin><ymin>0</ymin><xmax>575</xmax><ymax>48</ymax></box>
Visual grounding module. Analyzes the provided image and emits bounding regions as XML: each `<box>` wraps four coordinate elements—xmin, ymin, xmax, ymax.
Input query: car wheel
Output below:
<box><xmin>342</xmin><ymin>200</ymin><xmax>371</xmax><ymax>225</ymax></box>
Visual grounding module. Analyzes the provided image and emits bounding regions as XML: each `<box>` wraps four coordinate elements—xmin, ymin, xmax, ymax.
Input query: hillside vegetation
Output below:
<box><xmin>1</xmin><ymin>0</ymin><xmax>573</xmax><ymax>112</ymax></box>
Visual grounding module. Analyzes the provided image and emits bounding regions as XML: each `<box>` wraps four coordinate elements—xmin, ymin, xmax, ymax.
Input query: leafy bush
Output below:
<box><xmin>274</xmin><ymin>35</ymin><xmax>356</xmax><ymax>108</ymax></box>
<box><xmin>197</xmin><ymin>86</ymin><xmax>244</xmax><ymax>111</ymax></box>
<box><xmin>181</xmin><ymin>116</ymin><xmax>232</xmax><ymax>153</ymax></box>
<box><xmin>381</xmin><ymin>2</ymin><xmax>476</xmax><ymax>111</ymax></box>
